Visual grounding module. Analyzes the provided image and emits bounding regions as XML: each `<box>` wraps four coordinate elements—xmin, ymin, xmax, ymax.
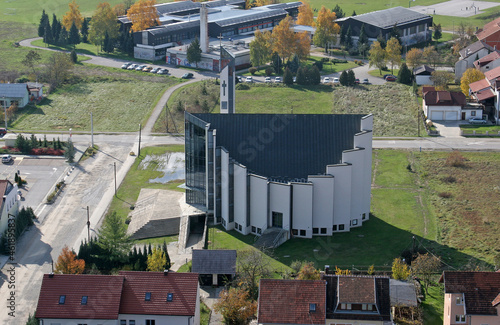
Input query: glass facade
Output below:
<box><xmin>185</xmin><ymin>117</ymin><xmax>207</xmax><ymax>206</ymax></box>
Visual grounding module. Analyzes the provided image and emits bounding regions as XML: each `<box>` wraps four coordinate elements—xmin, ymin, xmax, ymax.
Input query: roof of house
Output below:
<box><xmin>477</xmin><ymin>17</ymin><xmax>500</xmax><ymax>41</ymax></box>
<box><xmin>473</xmin><ymin>87</ymin><xmax>496</xmax><ymax>101</ymax></box>
<box><xmin>413</xmin><ymin>65</ymin><xmax>435</xmax><ymax>75</ymax></box>
<box><xmin>484</xmin><ymin>65</ymin><xmax>500</xmax><ymax>81</ymax></box>
<box><xmin>469</xmin><ymin>78</ymin><xmax>491</xmax><ymax>92</ymax></box>
<box><xmin>423</xmin><ymin>90</ymin><xmax>466</xmax><ymax>107</ymax></box>
<box><xmin>119</xmin><ymin>271</ymin><xmax>199</xmax><ymax>316</ymax></box>
<box><xmin>324</xmin><ymin>275</ymin><xmax>391</xmax><ymax>321</ymax></box>
<box><xmin>191</xmin><ymin>249</ymin><xmax>237</xmax><ymax>275</ymax></box>
<box><xmin>473</xmin><ymin>51</ymin><xmax>500</xmax><ymax>68</ymax></box>
<box><xmin>0</xmin><ymin>83</ymin><xmax>29</xmax><ymax>98</ymax></box>
<box><xmin>338</xmin><ymin>277</ymin><xmax>376</xmax><ymax>304</ymax></box>
<box><xmin>390</xmin><ymin>279</ymin><xmax>418</xmax><ymax>307</ymax></box>
<box><xmin>0</xmin><ymin>179</ymin><xmax>13</xmax><ymax>196</ymax></box>
<box><xmin>347</xmin><ymin>6</ymin><xmax>431</xmax><ymax>30</ymax></box>
<box><xmin>459</xmin><ymin>40</ymin><xmax>494</xmax><ymax>59</ymax></box>
<box><xmin>439</xmin><ymin>271</ymin><xmax>500</xmax><ymax>316</ymax></box>
<box><xmin>258</xmin><ymin>279</ymin><xmax>326</xmax><ymax>324</ymax></box>
<box><xmin>422</xmin><ymin>86</ymin><xmax>436</xmax><ymax>94</ymax></box>
<box><xmin>187</xmin><ymin>113</ymin><xmax>369</xmax><ymax>181</ymax></box>
<box><xmin>35</xmin><ymin>274</ymin><xmax>124</xmax><ymax>320</ymax></box>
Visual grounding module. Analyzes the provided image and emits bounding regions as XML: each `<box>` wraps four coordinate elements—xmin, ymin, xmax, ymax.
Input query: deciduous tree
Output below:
<box><xmin>22</xmin><ymin>50</ymin><xmax>42</xmax><ymax>77</ymax></box>
<box><xmin>98</xmin><ymin>211</ymin><xmax>131</xmax><ymax>262</ymax></box>
<box><xmin>62</xmin><ymin>0</ymin><xmax>84</xmax><ymax>31</ymax></box>
<box><xmin>147</xmin><ymin>247</ymin><xmax>167</xmax><ymax>271</ymax></box>
<box><xmin>54</xmin><ymin>246</ymin><xmax>85</xmax><ymax>274</ymax></box>
<box><xmin>250</xmin><ymin>29</ymin><xmax>272</xmax><ymax>69</ymax></box>
<box><xmin>113</xmin><ymin>3</ymin><xmax>127</xmax><ymax>16</ymax></box>
<box><xmin>272</xmin><ymin>16</ymin><xmax>296</xmax><ymax>62</ymax></box>
<box><xmin>89</xmin><ymin>2</ymin><xmax>119</xmax><ymax>50</ymax></box>
<box><xmin>406</xmin><ymin>48</ymin><xmax>423</xmax><ymax>69</ymax></box>
<box><xmin>214</xmin><ymin>288</ymin><xmax>257</xmax><ymax>324</ymax></box>
<box><xmin>295</xmin><ymin>31</ymin><xmax>311</xmax><ymax>60</ymax></box>
<box><xmin>297</xmin><ymin>262</ymin><xmax>320</xmax><ymax>280</ymax></box>
<box><xmin>313</xmin><ymin>6</ymin><xmax>340</xmax><ymax>52</ymax></box>
<box><xmin>411</xmin><ymin>253</ymin><xmax>441</xmax><ymax>294</ymax></box>
<box><xmin>392</xmin><ymin>258</ymin><xmax>411</xmax><ymax>280</ymax></box>
<box><xmin>423</xmin><ymin>46</ymin><xmax>440</xmax><ymax>68</ymax></box>
<box><xmin>296</xmin><ymin>1</ymin><xmax>314</xmax><ymax>26</ymax></box>
<box><xmin>368</xmin><ymin>41</ymin><xmax>386</xmax><ymax>74</ymax></box>
<box><xmin>460</xmin><ymin>68</ymin><xmax>484</xmax><ymax>95</ymax></box>
<box><xmin>334</xmin><ymin>266</ymin><xmax>351</xmax><ymax>275</ymax></box>
<box><xmin>127</xmin><ymin>0</ymin><xmax>160</xmax><ymax>32</ymax></box>
<box><xmin>431</xmin><ymin>70</ymin><xmax>454</xmax><ymax>90</ymax></box>
<box><xmin>386</xmin><ymin>37</ymin><xmax>402</xmax><ymax>74</ymax></box>
<box><xmin>44</xmin><ymin>52</ymin><xmax>73</xmax><ymax>91</ymax></box>
<box><xmin>236</xmin><ymin>249</ymin><xmax>272</xmax><ymax>300</ymax></box>
<box><xmin>187</xmin><ymin>37</ymin><xmax>202</xmax><ymax>67</ymax></box>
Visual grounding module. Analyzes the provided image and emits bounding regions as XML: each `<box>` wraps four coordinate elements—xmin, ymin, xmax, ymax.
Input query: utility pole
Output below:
<box><xmin>2</xmin><ymin>96</ymin><xmax>7</xmax><ymax>130</ymax></box>
<box><xmin>113</xmin><ymin>162</ymin><xmax>117</xmax><ymax>197</ymax></box>
<box><xmin>86</xmin><ymin>206</ymin><xmax>90</xmax><ymax>242</ymax></box>
<box><xmin>165</xmin><ymin>104</ymin><xmax>169</xmax><ymax>133</ymax></box>
<box><xmin>90</xmin><ymin>112</ymin><xmax>94</xmax><ymax>148</ymax></box>
<box><xmin>138</xmin><ymin>124</ymin><xmax>141</xmax><ymax>156</ymax></box>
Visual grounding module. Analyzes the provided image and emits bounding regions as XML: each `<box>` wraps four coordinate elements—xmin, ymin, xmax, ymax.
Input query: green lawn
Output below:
<box><xmin>460</xmin><ymin>124</ymin><xmax>500</xmax><ymax>134</ymax></box>
<box><xmin>422</xmin><ymin>283</ymin><xmax>445</xmax><ymax>325</ymax></box>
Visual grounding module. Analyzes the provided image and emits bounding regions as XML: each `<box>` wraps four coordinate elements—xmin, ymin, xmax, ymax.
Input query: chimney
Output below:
<box><xmin>200</xmin><ymin>3</ymin><xmax>209</xmax><ymax>53</ymax></box>
<box><xmin>325</xmin><ymin>265</ymin><xmax>330</xmax><ymax>274</ymax></box>
<box><xmin>49</xmin><ymin>273</ymin><xmax>54</xmax><ymax>278</ymax></box>
<box><xmin>164</xmin><ymin>269</ymin><xmax>169</xmax><ymax>276</ymax></box>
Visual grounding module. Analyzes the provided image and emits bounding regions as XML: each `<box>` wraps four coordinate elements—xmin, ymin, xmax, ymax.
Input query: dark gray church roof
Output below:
<box><xmin>188</xmin><ymin>113</ymin><xmax>368</xmax><ymax>180</ymax></box>
<box><xmin>349</xmin><ymin>6</ymin><xmax>431</xmax><ymax>30</ymax></box>
<box><xmin>191</xmin><ymin>249</ymin><xmax>237</xmax><ymax>275</ymax></box>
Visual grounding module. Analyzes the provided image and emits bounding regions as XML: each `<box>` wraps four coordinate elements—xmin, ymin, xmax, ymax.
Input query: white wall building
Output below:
<box><xmin>0</xmin><ymin>180</ymin><xmax>19</xmax><ymax>240</ymax></box>
<box><xmin>185</xmin><ymin>113</ymin><xmax>373</xmax><ymax>242</ymax></box>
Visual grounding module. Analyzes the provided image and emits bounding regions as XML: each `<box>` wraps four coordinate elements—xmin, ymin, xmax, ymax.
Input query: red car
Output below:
<box><xmin>385</xmin><ymin>75</ymin><xmax>397</xmax><ymax>82</ymax></box>
<box><xmin>0</xmin><ymin>128</ymin><xmax>6</xmax><ymax>136</ymax></box>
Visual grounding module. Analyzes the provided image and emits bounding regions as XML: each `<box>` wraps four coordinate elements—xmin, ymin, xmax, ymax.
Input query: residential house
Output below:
<box><xmin>0</xmin><ymin>83</ymin><xmax>30</xmax><ymax>108</ymax></box>
<box><xmin>468</xmin><ymin>67</ymin><xmax>500</xmax><ymax>123</ymax></box>
<box><xmin>413</xmin><ymin>65</ymin><xmax>435</xmax><ymax>85</ymax></box>
<box><xmin>439</xmin><ymin>271</ymin><xmax>500</xmax><ymax>325</ymax></box>
<box><xmin>422</xmin><ymin>87</ymin><xmax>480</xmax><ymax>121</ymax></box>
<box><xmin>324</xmin><ymin>274</ymin><xmax>392</xmax><ymax>325</ymax></box>
<box><xmin>476</xmin><ymin>16</ymin><xmax>500</xmax><ymax>49</ymax></box>
<box><xmin>191</xmin><ymin>249</ymin><xmax>236</xmax><ymax>286</ymax></box>
<box><xmin>0</xmin><ymin>180</ymin><xmax>19</xmax><ymax>241</ymax></box>
<box><xmin>455</xmin><ymin>40</ymin><xmax>494</xmax><ymax>79</ymax></box>
<box><xmin>36</xmin><ymin>271</ymin><xmax>201</xmax><ymax>325</ymax></box>
<box><xmin>27</xmin><ymin>82</ymin><xmax>43</xmax><ymax>101</ymax></box>
<box><xmin>473</xmin><ymin>50</ymin><xmax>500</xmax><ymax>74</ymax></box>
<box><xmin>258</xmin><ymin>279</ymin><xmax>326</xmax><ymax>325</ymax></box>
<box><xmin>390</xmin><ymin>279</ymin><xmax>418</xmax><ymax>322</ymax></box>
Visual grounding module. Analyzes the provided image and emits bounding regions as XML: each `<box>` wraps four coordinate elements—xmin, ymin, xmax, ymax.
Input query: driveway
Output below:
<box><xmin>431</xmin><ymin>120</ymin><xmax>463</xmax><ymax>138</ymax></box>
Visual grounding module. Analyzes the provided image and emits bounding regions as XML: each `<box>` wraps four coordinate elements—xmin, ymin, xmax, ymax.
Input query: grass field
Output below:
<box><xmin>10</xmin><ymin>66</ymin><xmax>180</xmax><ymax>131</ymax></box>
<box><xmin>460</xmin><ymin>124</ymin><xmax>500</xmax><ymax>134</ymax></box>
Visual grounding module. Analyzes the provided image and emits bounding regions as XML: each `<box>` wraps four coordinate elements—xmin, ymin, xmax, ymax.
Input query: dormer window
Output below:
<box><xmin>81</xmin><ymin>296</ymin><xmax>88</xmax><ymax>305</ymax></box>
<box><xmin>59</xmin><ymin>295</ymin><xmax>66</xmax><ymax>304</ymax></box>
<box><xmin>167</xmin><ymin>293</ymin><xmax>173</xmax><ymax>302</ymax></box>
<box><xmin>309</xmin><ymin>303</ymin><xmax>316</xmax><ymax>312</ymax></box>
<box><xmin>145</xmin><ymin>292</ymin><xmax>151</xmax><ymax>301</ymax></box>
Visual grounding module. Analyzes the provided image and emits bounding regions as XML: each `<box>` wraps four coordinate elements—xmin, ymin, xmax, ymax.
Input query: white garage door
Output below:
<box><xmin>445</xmin><ymin>111</ymin><xmax>458</xmax><ymax>120</ymax></box>
<box><xmin>430</xmin><ymin>111</ymin><xmax>443</xmax><ymax>120</ymax></box>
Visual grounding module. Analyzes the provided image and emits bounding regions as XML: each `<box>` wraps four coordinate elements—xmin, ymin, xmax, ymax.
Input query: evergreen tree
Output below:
<box><xmin>283</xmin><ymin>67</ymin><xmax>293</xmax><ymax>85</ymax></box>
<box><xmin>345</xmin><ymin>26</ymin><xmax>353</xmax><ymax>50</ymax></box>
<box><xmin>309</xmin><ymin>66</ymin><xmax>321</xmax><ymax>85</ymax></box>
<box><xmin>43</xmin><ymin>135</ymin><xmax>48</xmax><ymax>147</ymax></box>
<box><xmin>352</xmin><ymin>10</ymin><xmax>357</xmax><ymax>16</ymax></box>
<box><xmin>68</xmin><ymin>22</ymin><xmax>81</xmax><ymax>47</ymax></box>
<box><xmin>70</xmin><ymin>50</ymin><xmax>78</xmax><ymax>63</ymax></box>
<box><xmin>389</xmin><ymin>24</ymin><xmax>402</xmax><ymax>45</ymax></box>
<box><xmin>81</xmin><ymin>18</ymin><xmax>89</xmax><ymax>43</ymax></box>
<box><xmin>397</xmin><ymin>63</ymin><xmax>413</xmax><ymax>85</ymax></box>
<box><xmin>377</xmin><ymin>32</ymin><xmax>386</xmax><ymax>49</ymax></box>
<box><xmin>296</xmin><ymin>67</ymin><xmax>307</xmax><ymax>85</ymax></box>
<box><xmin>339</xmin><ymin>70</ymin><xmax>348</xmax><ymax>86</ymax></box>
<box><xmin>347</xmin><ymin>69</ymin><xmax>356</xmax><ymax>86</ymax></box>
<box><xmin>332</xmin><ymin>4</ymin><xmax>344</xmax><ymax>18</ymax></box>
<box><xmin>52</xmin><ymin>14</ymin><xmax>61</xmax><ymax>44</ymax></box>
<box><xmin>58</xmin><ymin>27</ymin><xmax>68</xmax><ymax>45</ymax></box>
<box><xmin>433</xmin><ymin>23</ymin><xmax>442</xmax><ymax>41</ymax></box>
<box><xmin>358</xmin><ymin>23</ymin><xmax>368</xmax><ymax>44</ymax></box>
<box><xmin>57</xmin><ymin>138</ymin><xmax>62</xmax><ymax>149</ymax></box>
<box><xmin>287</xmin><ymin>54</ymin><xmax>300</xmax><ymax>74</ymax></box>
<box><xmin>98</xmin><ymin>211</ymin><xmax>131</xmax><ymax>263</ymax></box>
<box><xmin>43</xmin><ymin>20</ymin><xmax>53</xmax><ymax>45</ymax></box>
<box><xmin>339</xmin><ymin>25</ymin><xmax>346</xmax><ymax>46</ymax></box>
<box><xmin>162</xmin><ymin>241</ymin><xmax>171</xmax><ymax>269</ymax></box>
<box><xmin>186</xmin><ymin>37</ymin><xmax>202</xmax><ymax>68</ymax></box>
<box><xmin>64</xmin><ymin>140</ymin><xmax>75</xmax><ymax>163</ymax></box>
<box><xmin>38</xmin><ymin>10</ymin><xmax>49</xmax><ymax>37</ymax></box>
<box><xmin>102</xmin><ymin>31</ymin><xmax>114</xmax><ymax>53</ymax></box>
<box><xmin>30</xmin><ymin>134</ymin><xmax>38</xmax><ymax>149</ymax></box>
<box><xmin>271</xmin><ymin>52</ymin><xmax>282</xmax><ymax>74</ymax></box>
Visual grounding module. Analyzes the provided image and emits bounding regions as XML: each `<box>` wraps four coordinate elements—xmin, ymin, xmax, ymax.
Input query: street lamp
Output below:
<box><xmin>409</xmin><ymin>0</ymin><xmax>415</xmax><ymax>8</ymax></box>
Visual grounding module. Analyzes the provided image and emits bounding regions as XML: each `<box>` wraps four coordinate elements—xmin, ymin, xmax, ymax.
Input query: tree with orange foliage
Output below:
<box><xmin>297</xmin><ymin>262</ymin><xmax>320</xmax><ymax>280</ymax></box>
<box><xmin>62</xmin><ymin>0</ymin><xmax>84</xmax><ymax>31</ymax></box>
<box><xmin>89</xmin><ymin>2</ymin><xmax>119</xmax><ymax>49</ymax></box>
<box><xmin>296</xmin><ymin>1</ymin><xmax>314</xmax><ymax>26</ymax></box>
<box><xmin>313</xmin><ymin>6</ymin><xmax>340</xmax><ymax>51</ymax></box>
<box><xmin>213</xmin><ymin>288</ymin><xmax>257</xmax><ymax>324</ymax></box>
<box><xmin>334</xmin><ymin>266</ymin><xmax>351</xmax><ymax>275</ymax></box>
<box><xmin>127</xmin><ymin>0</ymin><xmax>160</xmax><ymax>33</ymax></box>
<box><xmin>54</xmin><ymin>246</ymin><xmax>85</xmax><ymax>274</ymax></box>
<box><xmin>295</xmin><ymin>31</ymin><xmax>311</xmax><ymax>60</ymax></box>
<box><xmin>113</xmin><ymin>3</ymin><xmax>126</xmax><ymax>16</ymax></box>
<box><xmin>271</xmin><ymin>16</ymin><xmax>296</xmax><ymax>63</ymax></box>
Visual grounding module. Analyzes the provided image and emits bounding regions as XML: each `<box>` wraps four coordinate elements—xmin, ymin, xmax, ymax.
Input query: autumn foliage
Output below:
<box><xmin>62</xmin><ymin>0</ymin><xmax>84</xmax><ymax>31</ymax></box>
<box><xmin>461</xmin><ymin>68</ymin><xmax>484</xmax><ymax>96</ymax></box>
<box><xmin>296</xmin><ymin>1</ymin><xmax>314</xmax><ymax>26</ymax></box>
<box><xmin>54</xmin><ymin>246</ymin><xmax>85</xmax><ymax>274</ymax></box>
<box><xmin>214</xmin><ymin>288</ymin><xmax>257</xmax><ymax>325</ymax></box>
<box><xmin>297</xmin><ymin>262</ymin><xmax>320</xmax><ymax>280</ymax></box>
<box><xmin>127</xmin><ymin>0</ymin><xmax>160</xmax><ymax>32</ymax></box>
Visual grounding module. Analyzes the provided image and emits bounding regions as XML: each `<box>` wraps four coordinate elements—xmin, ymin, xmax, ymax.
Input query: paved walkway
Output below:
<box><xmin>431</xmin><ymin>120</ymin><xmax>463</xmax><ymax>138</ymax></box>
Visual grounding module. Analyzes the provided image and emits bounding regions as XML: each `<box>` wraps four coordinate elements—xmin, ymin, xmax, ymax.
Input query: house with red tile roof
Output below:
<box><xmin>258</xmin><ymin>279</ymin><xmax>326</xmax><ymax>325</ymax></box>
<box><xmin>473</xmin><ymin>51</ymin><xmax>500</xmax><ymax>73</ymax></box>
<box><xmin>36</xmin><ymin>271</ymin><xmax>200</xmax><ymax>325</ymax></box>
<box><xmin>455</xmin><ymin>40</ymin><xmax>495</xmax><ymax>79</ymax></box>
<box><xmin>439</xmin><ymin>271</ymin><xmax>500</xmax><ymax>325</ymax></box>
<box><xmin>467</xmin><ymin>70</ymin><xmax>500</xmax><ymax>123</ymax></box>
<box><xmin>324</xmin><ymin>275</ymin><xmax>392</xmax><ymax>325</ymax></box>
<box><xmin>476</xmin><ymin>17</ymin><xmax>500</xmax><ymax>50</ymax></box>
<box><xmin>422</xmin><ymin>87</ymin><xmax>481</xmax><ymax>121</ymax></box>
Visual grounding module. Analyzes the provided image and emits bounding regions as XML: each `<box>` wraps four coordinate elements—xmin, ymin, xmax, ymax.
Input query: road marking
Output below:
<box><xmin>466</xmin><ymin>141</ymin><xmax>485</xmax><ymax>146</ymax></box>
<box><xmin>389</xmin><ymin>141</ymin><xmax>396</xmax><ymax>144</ymax></box>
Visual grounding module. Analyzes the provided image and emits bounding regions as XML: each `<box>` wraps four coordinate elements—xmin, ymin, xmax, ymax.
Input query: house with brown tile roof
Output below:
<box><xmin>455</xmin><ymin>40</ymin><xmax>495</xmax><ymax>80</ymax></box>
<box><xmin>477</xmin><ymin>17</ymin><xmax>500</xmax><ymax>50</ymax></box>
<box><xmin>324</xmin><ymin>275</ymin><xmax>392</xmax><ymax>325</ymax></box>
<box><xmin>439</xmin><ymin>271</ymin><xmax>500</xmax><ymax>325</ymax></box>
<box><xmin>36</xmin><ymin>271</ymin><xmax>200</xmax><ymax>325</ymax></box>
<box><xmin>258</xmin><ymin>279</ymin><xmax>326</xmax><ymax>325</ymax></box>
<box><xmin>422</xmin><ymin>87</ymin><xmax>481</xmax><ymax>121</ymax></box>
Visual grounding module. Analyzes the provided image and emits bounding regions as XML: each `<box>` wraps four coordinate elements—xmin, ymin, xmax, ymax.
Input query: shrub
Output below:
<box><xmin>442</xmin><ymin>176</ymin><xmax>456</xmax><ymax>183</ymax></box>
<box><xmin>445</xmin><ymin>151</ymin><xmax>466</xmax><ymax>167</ymax></box>
<box><xmin>438</xmin><ymin>192</ymin><xmax>452</xmax><ymax>198</ymax></box>
<box><xmin>313</xmin><ymin>60</ymin><xmax>323</xmax><ymax>71</ymax></box>
<box><xmin>249</xmin><ymin>67</ymin><xmax>257</xmax><ymax>75</ymax></box>
<box><xmin>321</xmin><ymin>57</ymin><xmax>329</xmax><ymax>63</ymax></box>
<box><xmin>236</xmin><ymin>83</ymin><xmax>250</xmax><ymax>90</ymax></box>
<box><xmin>265</xmin><ymin>66</ymin><xmax>274</xmax><ymax>76</ymax></box>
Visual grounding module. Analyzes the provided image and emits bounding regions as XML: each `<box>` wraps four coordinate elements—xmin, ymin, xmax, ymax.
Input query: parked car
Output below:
<box><xmin>362</xmin><ymin>78</ymin><xmax>369</xmax><ymax>84</ymax></box>
<box><xmin>385</xmin><ymin>75</ymin><xmax>397</xmax><ymax>82</ymax></box>
<box><xmin>355</xmin><ymin>78</ymin><xmax>360</xmax><ymax>84</ymax></box>
<box><xmin>245</xmin><ymin>76</ymin><xmax>253</xmax><ymax>83</ymax></box>
<box><xmin>384</xmin><ymin>74</ymin><xmax>396</xmax><ymax>80</ymax></box>
<box><xmin>127</xmin><ymin>64</ymin><xmax>138</xmax><ymax>70</ymax></box>
<box><xmin>333</xmin><ymin>77</ymin><xmax>340</xmax><ymax>84</ymax></box>
<box><xmin>157</xmin><ymin>68</ymin><xmax>169</xmax><ymax>75</ymax></box>
<box><xmin>142</xmin><ymin>66</ymin><xmax>153</xmax><ymax>72</ymax></box>
<box><xmin>121</xmin><ymin>62</ymin><xmax>132</xmax><ymax>69</ymax></box>
<box><xmin>265</xmin><ymin>77</ymin><xmax>271</xmax><ymax>83</ymax></box>
<box><xmin>468</xmin><ymin>117</ymin><xmax>487</xmax><ymax>124</ymax></box>
<box><xmin>135</xmin><ymin>65</ymin><xmax>146</xmax><ymax>71</ymax></box>
<box><xmin>274</xmin><ymin>76</ymin><xmax>282</xmax><ymax>83</ymax></box>
<box><xmin>181</xmin><ymin>72</ymin><xmax>194</xmax><ymax>79</ymax></box>
<box><xmin>323</xmin><ymin>77</ymin><xmax>330</xmax><ymax>84</ymax></box>
<box><xmin>150</xmin><ymin>67</ymin><xmax>160</xmax><ymax>73</ymax></box>
<box><xmin>2</xmin><ymin>155</ymin><xmax>12</xmax><ymax>164</ymax></box>
<box><xmin>293</xmin><ymin>76</ymin><xmax>297</xmax><ymax>83</ymax></box>
<box><xmin>0</xmin><ymin>128</ymin><xmax>7</xmax><ymax>136</ymax></box>
<box><xmin>237</xmin><ymin>76</ymin><xmax>243</xmax><ymax>83</ymax></box>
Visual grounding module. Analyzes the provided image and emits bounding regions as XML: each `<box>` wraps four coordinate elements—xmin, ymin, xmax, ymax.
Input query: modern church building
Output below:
<box><xmin>184</xmin><ymin>112</ymin><xmax>373</xmax><ymax>240</ymax></box>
